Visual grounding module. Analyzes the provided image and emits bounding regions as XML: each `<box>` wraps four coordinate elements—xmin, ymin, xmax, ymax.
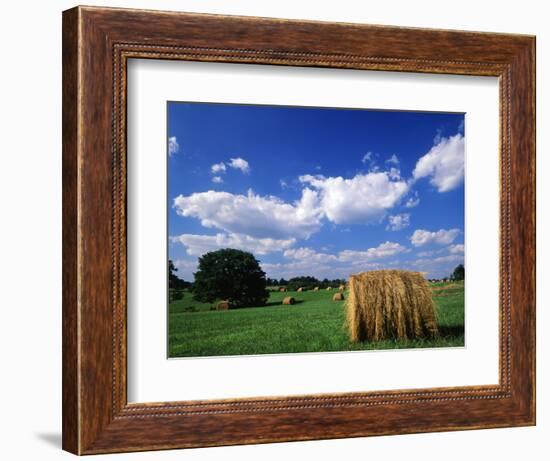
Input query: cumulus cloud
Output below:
<box><xmin>361</xmin><ymin>152</ymin><xmax>373</xmax><ymax>164</ymax></box>
<box><xmin>172</xmin><ymin>233</ymin><xmax>295</xmax><ymax>256</ymax></box>
<box><xmin>449</xmin><ymin>243</ymin><xmax>465</xmax><ymax>254</ymax></box>
<box><xmin>405</xmin><ymin>192</ymin><xmax>420</xmax><ymax>208</ymax></box>
<box><xmin>210</xmin><ymin>162</ymin><xmax>226</xmax><ymax>174</ymax></box>
<box><xmin>299</xmin><ymin>172</ymin><xmax>409</xmax><ymax>225</ymax></box>
<box><xmin>386</xmin><ymin>213</ymin><xmax>410</xmax><ymax>231</ymax></box>
<box><xmin>228</xmin><ymin>157</ymin><xmax>250</xmax><ymax>174</ymax></box>
<box><xmin>408</xmin><ymin>254</ymin><xmax>464</xmax><ymax>279</ymax></box>
<box><xmin>388</xmin><ymin>168</ymin><xmax>401</xmax><ymax>180</ymax></box>
<box><xmin>284</xmin><ymin>247</ymin><xmax>337</xmax><ymax>263</ymax></box>
<box><xmin>413</xmin><ymin>133</ymin><xmax>465</xmax><ymax>192</ymax></box>
<box><xmin>410</xmin><ymin>228</ymin><xmax>460</xmax><ymax>247</ymax></box>
<box><xmin>386</xmin><ymin>154</ymin><xmax>399</xmax><ymax>165</ymax></box>
<box><xmin>172</xmin><ymin>258</ymin><xmax>197</xmax><ymax>281</ymax></box>
<box><xmin>338</xmin><ymin>241</ymin><xmax>407</xmax><ymax>262</ymax></box>
<box><xmin>211</xmin><ymin>176</ymin><xmax>224</xmax><ymax>184</ymax></box>
<box><xmin>282</xmin><ymin>241</ymin><xmax>406</xmax><ymax>264</ymax></box>
<box><xmin>168</xmin><ymin>136</ymin><xmax>179</xmax><ymax>156</ymax></box>
<box><xmin>262</xmin><ymin>241</ymin><xmax>407</xmax><ymax>280</ymax></box>
<box><xmin>173</xmin><ymin>188</ymin><xmax>323</xmax><ymax>240</ymax></box>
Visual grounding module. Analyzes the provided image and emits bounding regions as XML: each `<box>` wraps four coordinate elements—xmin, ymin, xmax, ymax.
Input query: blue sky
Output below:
<box><xmin>167</xmin><ymin>102</ymin><xmax>465</xmax><ymax>281</ymax></box>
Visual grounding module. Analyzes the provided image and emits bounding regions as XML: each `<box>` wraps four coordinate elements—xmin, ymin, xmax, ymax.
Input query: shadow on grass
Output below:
<box><xmin>438</xmin><ymin>325</ymin><xmax>465</xmax><ymax>339</ymax></box>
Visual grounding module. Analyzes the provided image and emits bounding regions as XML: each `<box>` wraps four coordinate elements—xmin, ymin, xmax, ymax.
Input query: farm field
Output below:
<box><xmin>168</xmin><ymin>281</ymin><xmax>465</xmax><ymax>358</ymax></box>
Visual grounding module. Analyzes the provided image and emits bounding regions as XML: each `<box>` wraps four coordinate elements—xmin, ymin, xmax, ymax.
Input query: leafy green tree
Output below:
<box><xmin>450</xmin><ymin>264</ymin><xmax>465</xmax><ymax>281</ymax></box>
<box><xmin>287</xmin><ymin>276</ymin><xmax>319</xmax><ymax>291</ymax></box>
<box><xmin>193</xmin><ymin>249</ymin><xmax>269</xmax><ymax>307</ymax></box>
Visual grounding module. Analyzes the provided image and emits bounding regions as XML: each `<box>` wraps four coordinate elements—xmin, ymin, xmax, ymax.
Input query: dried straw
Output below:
<box><xmin>216</xmin><ymin>301</ymin><xmax>230</xmax><ymax>311</ymax></box>
<box><xmin>282</xmin><ymin>296</ymin><xmax>296</xmax><ymax>305</ymax></box>
<box><xmin>345</xmin><ymin>270</ymin><xmax>438</xmax><ymax>342</ymax></box>
<box><xmin>333</xmin><ymin>292</ymin><xmax>345</xmax><ymax>301</ymax></box>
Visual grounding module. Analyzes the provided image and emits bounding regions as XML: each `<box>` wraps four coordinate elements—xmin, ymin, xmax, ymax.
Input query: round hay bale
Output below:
<box><xmin>339</xmin><ymin>284</ymin><xmax>346</xmax><ymax>291</ymax></box>
<box><xmin>282</xmin><ymin>296</ymin><xmax>296</xmax><ymax>305</ymax></box>
<box><xmin>297</xmin><ymin>287</ymin><xmax>304</xmax><ymax>292</ymax></box>
<box><xmin>326</xmin><ymin>286</ymin><xmax>332</xmax><ymax>291</ymax></box>
<box><xmin>216</xmin><ymin>300</ymin><xmax>230</xmax><ymax>311</ymax></box>
<box><xmin>333</xmin><ymin>292</ymin><xmax>345</xmax><ymax>301</ymax></box>
<box><xmin>346</xmin><ymin>270</ymin><xmax>438</xmax><ymax>342</ymax></box>
<box><xmin>313</xmin><ymin>286</ymin><xmax>319</xmax><ymax>291</ymax></box>
<box><xmin>279</xmin><ymin>287</ymin><xmax>287</xmax><ymax>292</ymax></box>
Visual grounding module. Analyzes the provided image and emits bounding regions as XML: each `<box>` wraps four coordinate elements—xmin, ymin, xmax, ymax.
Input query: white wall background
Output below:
<box><xmin>0</xmin><ymin>1</ymin><xmax>546</xmax><ymax>459</ymax></box>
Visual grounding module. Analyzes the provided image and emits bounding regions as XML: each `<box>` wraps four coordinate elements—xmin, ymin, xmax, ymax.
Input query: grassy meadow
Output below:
<box><xmin>168</xmin><ymin>281</ymin><xmax>464</xmax><ymax>358</ymax></box>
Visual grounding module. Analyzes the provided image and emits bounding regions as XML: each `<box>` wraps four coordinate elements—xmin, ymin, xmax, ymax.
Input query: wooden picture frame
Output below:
<box><xmin>62</xmin><ymin>5</ymin><xmax>535</xmax><ymax>455</ymax></box>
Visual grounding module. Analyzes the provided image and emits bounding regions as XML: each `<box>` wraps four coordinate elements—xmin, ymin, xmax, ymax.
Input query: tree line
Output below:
<box><xmin>170</xmin><ymin>249</ymin><xmax>465</xmax><ymax>308</ymax></box>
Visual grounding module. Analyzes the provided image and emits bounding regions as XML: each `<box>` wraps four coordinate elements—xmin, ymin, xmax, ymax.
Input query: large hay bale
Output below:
<box><xmin>282</xmin><ymin>296</ymin><xmax>296</xmax><ymax>305</ymax></box>
<box><xmin>333</xmin><ymin>292</ymin><xmax>345</xmax><ymax>301</ymax></box>
<box><xmin>313</xmin><ymin>286</ymin><xmax>320</xmax><ymax>291</ymax></box>
<box><xmin>339</xmin><ymin>284</ymin><xmax>346</xmax><ymax>291</ymax></box>
<box><xmin>326</xmin><ymin>286</ymin><xmax>332</xmax><ymax>291</ymax></box>
<box><xmin>279</xmin><ymin>287</ymin><xmax>287</xmax><ymax>292</ymax></box>
<box><xmin>216</xmin><ymin>301</ymin><xmax>230</xmax><ymax>311</ymax></box>
<box><xmin>346</xmin><ymin>270</ymin><xmax>438</xmax><ymax>342</ymax></box>
<box><xmin>297</xmin><ymin>287</ymin><xmax>304</xmax><ymax>292</ymax></box>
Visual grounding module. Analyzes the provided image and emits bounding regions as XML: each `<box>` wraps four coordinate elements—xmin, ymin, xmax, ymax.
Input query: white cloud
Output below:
<box><xmin>449</xmin><ymin>243</ymin><xmax>464</xmax><ymax>254</ymax></box>
<box><xmin>361</xmin><ymin>152</ymin><xmax>373</xmax><ymax>164</ymax></box>
<box><xmin>388</xmin><ymin>167</ymin><xmax>401</xmax><ymax>180</ymax></box>
<box><xmin>173</xmin><ymin>188</ymin><xmax>323</xmax><ymax>240</ymax></box>
<box><xmin>413</xmin><ymin>133</ymin><xmax>465</xmax><ymax>192</ymax></box>
<box><xmin>211</xmin><ymin>176</ymin><xmax>224</xmax><ymax>184</ymax></box>
<box><xmin>386</xmin><ymin>154</ymin><xmax>399</xmax><ymax>165</ymax></box>
<box><xmin>386</xmin><ymin>213</ymin><xmax>410</xmax><ymax>231</ymax></box>
<box><xmin>282</xmin><ymin>241</ymin><xmax>407</xmax><ymax>264</ymax></box>
<box><xmin>172</xmin><ymin>258</ymin><xmax>197</xmax><ymax>281</ymax></box>
<box><xmin>263</xmin><ymin>241</ymin><xmax>407</xmax><ymax>280</ymax></box>
<box><xmin>261</xmin><ymin>260</ymin><xmax>347</xmax><ymax>281</ymax></box>
<box><xmin>210</xmin><ymin>162</ymin><xmax>226</xmax><ymax>174</ymax></box>
<box><xmin>284</xmin><ymin>247</ymin><xmax>337</xmax><ymax>263</ymax></box>
<box><xmin>410</xmin><ymin>228</ymin><xmax>460</xmax><ymax>247</ymax></box>
<box><xmin>172</xmin><ymin>233</ymin><xmax>295</xmax><ymax>256</ymax></box>
<box><xmin>299</xmin><ymin>172</ymin><xmax>409</xmax><ymax>225</ymax></box>
<box><xmin>405</xmin><ymin>192</ymin><xmax>420</xmax><ymax>208</ymax></box>
<box><xmin>338</xmin><ymin>241</ymin><xmax>407</xmax><ymax>263</ymax></box>
<box><xmin>168</xmin><ymin>136</ymin><xmax>179</xmax><ymax>156</ymax></box>
<box><xmin>408</xmin><ymin>254</ymin><xmax>464</xmax><ymax>279</ymax></box>
<box><xmin>228</xmin><ymin>157</ymin><xmax>250</xmax><ymax>174</ymax></box>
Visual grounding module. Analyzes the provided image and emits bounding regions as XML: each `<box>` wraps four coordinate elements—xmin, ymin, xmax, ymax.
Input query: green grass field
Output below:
<box><xmin>168</xmin><ymin>282</ymin><xmax>465</xmax><ymax>358</ymax></box>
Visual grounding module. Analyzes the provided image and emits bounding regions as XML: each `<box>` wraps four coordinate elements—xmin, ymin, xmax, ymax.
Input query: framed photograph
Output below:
<box><xmin>62</xmin><ymin>6</ymin><xmax>535</xmax><ymax>455</ymax></box>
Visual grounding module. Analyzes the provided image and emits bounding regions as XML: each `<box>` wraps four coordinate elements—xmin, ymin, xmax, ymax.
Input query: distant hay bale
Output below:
<box><xmin>339</xmin><ymin>284</ymin><xmax>346</xmax><ymax>291</ymax></box>
<box><xmin>313</xmin><ymin>287</ymin><xmax>320</xmax><ymax>291</ymax></box>
<box><xmin>216</xmin><ymin>301</ymin><xmax>230</xmax><ymax>311</ymax></box>
<box><xmin>279</xmin><ymin>287</ymin><xmax>287</xmax><ymax>292</ymax></box>
<box><xmin>297</xmin><ymin>287</ymin><xmax>304</xmax><ymax>292</ymax></box>
<box><xmin>326</xmin><ymin>286</ymin><xmax>332</xmax><ymax>291</ymax></box>
<box><xmin>346</xmin><ymin>270</ymin><xmax>438</xmax><ymax>342</ymax></box>
<box><xmin>282</xmin><ymin>296</ymin><xmax>296</xmax><ymax>305</ymax></box>
<box><xmin>333</xmin><ymin>292</ymin><xmax>345</xmax><ymax>301</ymax></box>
